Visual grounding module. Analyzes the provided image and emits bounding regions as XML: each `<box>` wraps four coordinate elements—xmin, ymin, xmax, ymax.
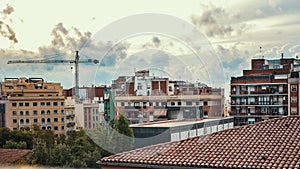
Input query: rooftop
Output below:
<box><xmin>0</xmin><ymin>149</ymin><xmax>32</xmax><ymax>164</ymax></box>
<box><xmin>101</xmin><ymin>116</ymin><xmax>300</xmax><ymax>169</ymax></box>
<box><xmin>130</xmin><ymin>117</ymin><xmax>232</xmax><ymax>128</ymax></box>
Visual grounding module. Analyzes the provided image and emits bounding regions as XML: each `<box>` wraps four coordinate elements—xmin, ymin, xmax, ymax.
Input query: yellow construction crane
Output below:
<box><xmin>7</xmin><ymin>51</ymin><xmax>99</xmax><ymax>98</ymax></box>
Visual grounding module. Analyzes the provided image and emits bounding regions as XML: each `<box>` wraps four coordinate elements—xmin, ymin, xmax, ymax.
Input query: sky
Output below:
<box><xmin>1</xmin><ymin>0</ymin><xmax>300</xmax><ymax>99</ymax></box>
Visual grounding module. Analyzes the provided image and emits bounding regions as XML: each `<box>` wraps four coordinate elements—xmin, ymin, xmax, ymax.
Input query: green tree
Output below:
<box><xmin>49</xmin><ymin>143</ymin><xmax>73</xmax><ymax>167</ymax></box>
<box><xmin>3</xmin><ymin>140</ymin><xmax>27</xmax><ymax>149</ymax></box>
<box><xmin>0</xmin><ymin>128</ymin><xmax>11</xmax><ymax>148</ymax></box>
<box><xmin>32</xmin><ymin>140</ymin><xmax>49</xmax><ymax>165</ymax></box>
<box><xmin>32</xmin><ymin>124</ymin><xmax>54</xmax><ymax>148</ymax></box>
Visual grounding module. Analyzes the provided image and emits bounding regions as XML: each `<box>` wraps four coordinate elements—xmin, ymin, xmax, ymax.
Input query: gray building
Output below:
<box><xmin>131</xmin><ymin>117</ymin><xmax>234</xmax><ymax>148</ymax></box>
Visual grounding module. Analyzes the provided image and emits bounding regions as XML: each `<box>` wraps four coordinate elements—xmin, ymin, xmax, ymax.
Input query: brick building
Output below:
<box><xmin>230</xmin><ymin>55</ymin><xmax>300</xmax><ymax>125</ymax></box>
<box><xmin>112</xmin><ymin>70</ymin><xmax>224</xmax><ymax>124</ymax></box>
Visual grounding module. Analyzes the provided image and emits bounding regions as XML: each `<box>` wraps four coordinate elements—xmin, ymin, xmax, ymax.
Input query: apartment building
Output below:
<box><xmin>1</xmin><ymin>77</ymin><xmax>66</xmax><ymax>134</ymax></box>
<box><xmin>113</xmin><ymin>70</ymin><xmax>224</xmax><ymax>124</ymax></box>
<box><xmin>230</xmin><ymin>55</ymin><xmax>300</xmax><ymax>125</ymax></box>
<box><xmin>81</xmin><ymin>97</ymin><xmax>103</xmax><ymax>128</ymax></box>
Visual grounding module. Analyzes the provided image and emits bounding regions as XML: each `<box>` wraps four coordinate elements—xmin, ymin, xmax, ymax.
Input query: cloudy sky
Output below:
<box><xmin>1</xmin><ymin>0</ymin><xmax>300</xmax><ymax>99</ymax></box>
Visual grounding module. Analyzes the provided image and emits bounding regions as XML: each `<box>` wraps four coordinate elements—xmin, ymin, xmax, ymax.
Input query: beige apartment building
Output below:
<box><xmin>1</xmin><ymin>77</ymin><xmax>66</xmax><ymax>135</ymax></box>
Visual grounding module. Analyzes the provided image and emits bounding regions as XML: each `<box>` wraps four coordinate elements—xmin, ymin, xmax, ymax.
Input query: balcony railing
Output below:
<box><xmin>67</xmin><ymin>121</ymin><xmax>75</xmax><ymax>127</ymax></box>
<box><xmin>66</xmin><ymin>114</ymin><xmax>75</xmax><ymax>118</ymax></box>
<box><xmin>19</xmin><ymin>122</ymin><xmax>31</xmax><ymax>126</ymax></box>
<box><xmin>40</xmin><ymin>122</ymin><xmax>52</xmax><ymax>126</ymax></box>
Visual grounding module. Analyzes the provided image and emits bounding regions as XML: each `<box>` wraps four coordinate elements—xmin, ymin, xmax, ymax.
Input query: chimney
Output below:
<box><xmin>281</xmin><ymin>53</ymin><xmax>284</xmax><ymax>59</ymax></box>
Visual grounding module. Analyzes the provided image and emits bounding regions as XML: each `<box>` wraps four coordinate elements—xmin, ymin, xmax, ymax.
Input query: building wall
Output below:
<box><xmin>131</xmin><ymin>117</ymin><xmax>234</xmax><ymax>148</ymax></box>
<box><xmin>112</xmin><ymin>70</ymin><xmax>224</xmax><ymax>123</ymax></box>
<box><xmin>231</xmin><ymin>57</ymin><xmax>299</xmax><ymax>126</ymax></box>
<box><xmin>1</xmin><ymin>77</ymin><xmax>66</xmax><ymax>134</ymax></box>
<box><xmin>83</xmin><ymin>103</ymin><xmax>101</xmax><ymax>128</ymax></box>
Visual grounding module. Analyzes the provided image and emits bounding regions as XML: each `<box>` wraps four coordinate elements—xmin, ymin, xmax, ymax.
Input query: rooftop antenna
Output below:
<box><xmin>260</xmin><ymin>46</ymin><xmax>262</xmax><ymax>59</ymax></box>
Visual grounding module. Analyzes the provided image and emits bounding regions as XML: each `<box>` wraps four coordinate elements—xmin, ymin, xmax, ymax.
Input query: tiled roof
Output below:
<box><xmin>0</xmin><ymin>149</ymin><xmax>32</xmax><ymax>164</ymax></box>
<box><xmin>101</xmin><ymin>116</ymin><xmax>300</xmax><ymax>168</ymax></box>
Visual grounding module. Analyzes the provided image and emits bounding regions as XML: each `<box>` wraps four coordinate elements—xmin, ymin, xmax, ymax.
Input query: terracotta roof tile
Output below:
<box><xmin>101</xmin><ymin>116</ymin><xmax>300</xmax><ymax>168</ymax></box>
<box><xmin>0</xmin><ymin>149</ymin><xmax>32</xmax><ymax>164</ymax></box>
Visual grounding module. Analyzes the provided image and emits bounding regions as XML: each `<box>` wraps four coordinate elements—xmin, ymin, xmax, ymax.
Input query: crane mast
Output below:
<box><xmin>7</xmin><ymin>51</ymin><xmax>99</xmax><ymax>99</ymax></box>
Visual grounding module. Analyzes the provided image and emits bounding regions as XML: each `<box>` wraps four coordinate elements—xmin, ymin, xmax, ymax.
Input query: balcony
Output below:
<box><xmin>19</xmin><ymin>122</ymin><xmax>31</xmax><ymax>126</ymax></box>
<box><xmin>66</xmin><ymin>114</ymin><xmax>75</xmax><ymax>118</ymax></box>
<box><xmin>67</xmin><ymin>121</ymin><xmax>75</xmax><ymax>127</ymax></box>
<box><xmin>40</xmin><ymin>122</ymin><xmax>52</xmax><ymax>126</ymax></box>
<box><xmin>66</xmin><ymin>129</ymin><xmax>76</xmax><ymax>135</ymax></box>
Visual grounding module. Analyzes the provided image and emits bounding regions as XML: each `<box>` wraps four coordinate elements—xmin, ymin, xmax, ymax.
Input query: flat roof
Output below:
<box><xmin>130</xmin><ymin>117</ymin><xmax>233</xmax><ymax>128</ymax></box>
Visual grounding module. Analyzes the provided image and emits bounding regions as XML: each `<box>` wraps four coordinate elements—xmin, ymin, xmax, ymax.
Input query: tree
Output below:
<box><xmin>110</xmin><ymin>114</ymin><xmax>134</xmax><ymax>153</ymax></box>
<box><xmin>3</xmin><ymin>140</ymin><xmax>27</xmax><ymax>149</ymax></box>
<box><xmin>32</xmin><ymin>140</ymin><xmax>49</xmax><ymax>165</ymax></box>
<box><xmin>0</xmin><ymin>128</ymin><xmax>11</xmax><ymax>148</ymax></box>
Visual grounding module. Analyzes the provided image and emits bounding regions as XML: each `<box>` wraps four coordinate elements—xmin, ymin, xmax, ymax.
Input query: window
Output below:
<box><xmin>33</xmin><ymin>102</ymin><xmax>38</xmax><ymax>106</ymax></box>
<box><xmin>61</xmin><ymin>110</ymin><xmax>64</xmax><ymax>114</ymax></box>
<box><xmin>33</xmin><ymin>110</ymin><xmax>38</xmax><ymax>115</ymax></box>
<box><xmin>34</xmin><ymin>119</ymin><xmax>38</xmax><ymax>123</ymax></box>
<box><xmin>161</xmin><ymin>102</ymin><xmax>167</xmax><ymax>106</ymax></box>
<box><xmin>53</xmin><ymin>102</ymin><xmax>58</xmax><ymax>106</ymax></box>
<box><xmin>204</xmin><ymin>101</ymin><xmax>208</xmax><ymax>106</ymax></box>
<box><xmin>61</xmin><ymin>118</ymin><xmax>64</xmax><ymax>122</ymax></box>
<box><xmin>61</xmin><ymin>126</ymin><xmax>64</xmax><ymax>130</ymax></box>
<box><xmin>25</xmin><ymin>102</ymin><xmax>30</xmax><ymax>107</ymax></box>
<box><xmin>19</xmin><ymin>102</ymin><xmax>24</xmax><ymax>107</ymax></box>
<box><xmin>186</xmin><ymin>101</ymin><xmax>192</xmax><ymax>105</ymax></box>
<box><xmin>54</xmin><ymin>110</ymin><xmax>58</xmax><ymax>114</ymax></box>
<box><xmin>54</xmin><ymin>118</ymin><xmax>58</xmax><ymax>122</ymax></box>
<box><xmin>13</xmin><ymin>119</ymin><xmax>17</xmax><ymax>123</ymax></box>
<box><xmin>54</xmin><ymin>126</ymin><xmax>58</xmax><ymax>130</ymax></box>
<box><xmin>241</xmin><ymin>86</ymin><xmax>246</xmax><ymax>91</ymax></box>
<box><xmin>61</xmin><ymin>102</ymin><xmax>64</xmax><ymax>106</ymax></box>
<box><xmin>47</xmin><ymin>110</ymin><xmax>51</xmax><ymax>115</ymax></box>
<box><xmin>12</xmin><ymin>103</ymin><xmax>17</xmax><ymax>107</ymax></box>
<box><xmin>46</xmin><ymin>102</ymin><xmax>51</xmax><ymax>106</ymax></box>
<box><xmin>178</xmin><ymin>101</ymin><xmax>181</xmax><ymax>106</ymax></box>
<box><xmin>195</xmin><ymin>101</ymin><xmax>199</xmax><ymax>105</ymax></box>
<box><xmin>128</xmin><ymin>102</ymin><xmax>131</xmax><ymax>106</ymax></box>
<box><xmin>204</xmin><ymin>111</ymin><xmax>208</xmax><ymax>116</ymax></box>
<box><xmin>41</xmin><ymin>102</ymin><xmax>45</xmax><ymax>106</ymax></box>
<box><xmin>291</xmin><ymin>85</ymin><xmax>297</xmax><ymax>92</ymax></box>
<box><xmin>143</xmin><ymin>112</ymin><xmax>147</xmax><ymax>118</ymax></box>
<box><xmin>26</xmin><ymin>111</ymin><xmax>30</xmax><ymax>115</ymax></box>
<box><xmin>121</xmin><ymin>102</ymin><xmax>125</xmax><ymax>106</ymax></box>
<box><xmin>143</xmin><ymin>102</ymin><xmax>147</xmax><ymax>108</ymax></box>
<box><xmin>20</xmin><ymin>111</ymin><xmax>24</xmax><ymax>116</ymax></box>
<box><xmin>291</xmin><ymin>107</ymin><xmax>297</xmax><ymax>114</ymax></box>
<box><xmin>12</xmin><ymin>111</ymin><xmax>17</xmax><ymax>115</ymax></box>
<box><xmin>291</xmin><ymin>97</ymin><xmax>297</xmax><ymax>103</ymax></box>
<box><xmin>149</xmin><ymin>102</ymin><xmax>153</xmax><ymax>106</ymax></box>
<box><xmin>41</xmin><ymin>110</ymin><xmax>45</xmax><ymax>115</ymax></box>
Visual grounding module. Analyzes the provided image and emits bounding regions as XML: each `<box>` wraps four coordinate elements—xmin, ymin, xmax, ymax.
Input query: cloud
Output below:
<box><xmin>151</xmin><ymin>51</ymin><xmax>169</xmax><ymax>69</ymax></box>
<box><xmin>268</xmin><ymin>0</ymin><xmax>282</xmax><ymax>13</ymax></box>
<box><xmin>191</xmin><ymin>4</ymin><xmax>250</xmax><ymax>38</ymax></box>
<box><xmin>0</xmin><ymin>4</ymin><xmax>17</xmax><ymax>44</ymax></box>
<box><xmin>99</xmin><ymin>42</ymin><xmax>130</xmax><ymax>67</ymax></box>
<box><xmin>48</xmin><ymin>22</ymin><xmax>92</xmax><ymax>52</ymax></box>
<box><xmin>0</xmin><ymin>22</ymin><xmax>126</xmax><ymax>88</ymax></box>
